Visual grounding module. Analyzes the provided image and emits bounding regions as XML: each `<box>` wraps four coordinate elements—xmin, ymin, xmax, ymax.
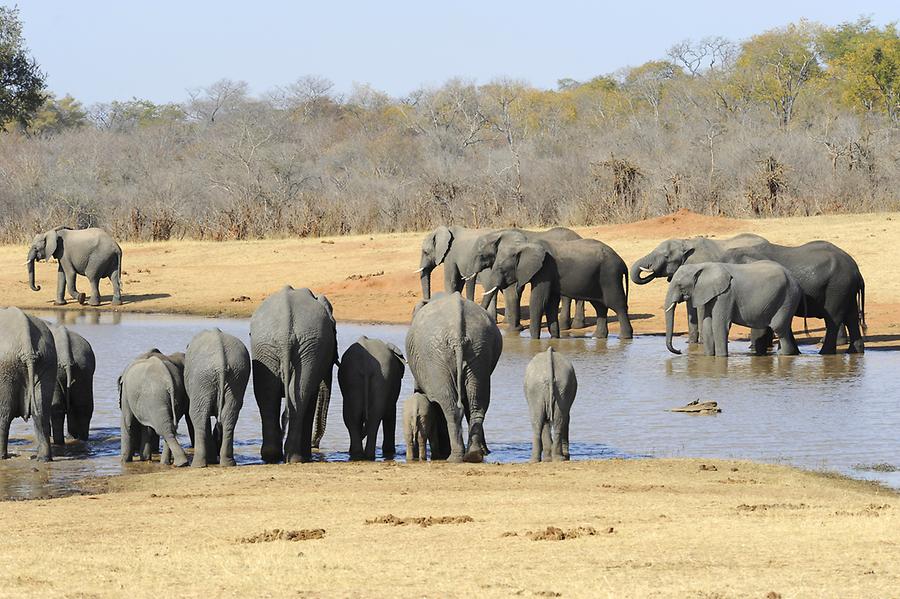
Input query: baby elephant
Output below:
<box><xmin>524</xmin><ymin>347</ymin><xmax>577</xmax><ymax>462</ymax></box>
<box><xmin>184</xmin><ymin>329</ymin><xmax>250</xmax><ymax>467</ymax></box>
<box><xmin>402</xmin><ymin>392</ymin><xmax>450</xmax><ymax>461</ymax></box>
<box><xmin>119</xmin><ymin>352</ymin><xmax>190</xmax><ymax>467</ymax></box>
<box><xmin>664</xmin><ymin>261</ymin><xmax>803</xmax><ymax>357</ymax></box>
<box><xmin>339</xmin><ymin>336</ymin><xmax>405</xmax><ymax>460</ymax></box>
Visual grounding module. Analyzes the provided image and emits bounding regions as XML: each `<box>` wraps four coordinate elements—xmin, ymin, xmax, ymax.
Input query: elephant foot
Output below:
<box><xmin>572</xmin><ymin>319</ymin><xmax>586</xmax><ymax>330</ymax></box>
<box><xmin>687</xmin><ymin>336</ymin><xmax>700</xmax><ymax>344</ymax></box>
<box><xmin>34</xmin><ymin>454</ymin><xmax>52</xmax><ymax>463</ymax></box>
<box><xmin>111</xmin><ymin>298</ymin><xmax>122</xmax><ymax>306</ymax></box>
<box><xmin>88</xmin><ymin>298</ymin><xmax>101</xmax><ymax>307</ymax></box>
<box><xmin>507</xmin><ymin>323</ymin><xmax>524</xmax><ymax>332</ymax></box>
<box><xmin>462</xmin><ymin>450</ymin><xmax>484</xmax><ymax>463</ymax></box>
<box><xmin>261</xmin><ymin>445</ymin><xmax>284</xmax><ymax>464</ymax></box>
<box><xmin>77</xmin><ymin>292</ymin><xmax>87</xmax><ymax>305</ymax></box>
<box><xmin>190</xmin><ymin>459</ymin><xmax>208</xmax><ymax>468</ymax></box>
<box><xmin>220</xmin><ymin>457</ymin><xmax>237</xmax><ymax>467</ymax></box>
<box><xmin>172</xmin><ymin>458</ymin><xmax>189</xmax><ymax>468</ymax></box>
<box><xmin>847</xmin><ymin>342</ymin><xmax>865</xmax><ymax>354</ymax></box>
<box><xmin>54</xmin><ymin>299</ymin><xmax>67</xmax><ymax>306</ymax></box>
<box><xmin>286</xmin><ymin>453</ymin><xmax>309</xmax><ymax>464</ymax></box>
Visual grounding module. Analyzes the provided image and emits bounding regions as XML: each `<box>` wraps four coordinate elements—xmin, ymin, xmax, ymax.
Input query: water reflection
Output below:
<box><xmin>1</xmin><ymin>311</ymin><xmax>898</xmax><ymax>499</ymax></box>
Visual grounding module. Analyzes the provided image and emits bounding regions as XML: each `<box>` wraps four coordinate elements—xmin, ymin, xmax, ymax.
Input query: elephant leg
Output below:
<box><xmin>417</xmin><ymin>418</ymin><xmax>428</xmax><ymax>461</ymax></box>
<box><xmin>253</xmin><ymin>361</ymin><xmax>284</xmax><ymax>464</ymax></box>
<box><xmin>541</xmin><ymin>422</ymin><xmax>552</xmax><ymax>461</ymax></box>
<box><xmin>819</xmin><ymin>315</ymin><xmax>840</xmax><ymax>355</ymax></box>
<box><xmin>363</xmin><ymin>410</ymin><xmax>380</xmax><ymax>461</ymax></box>
<box><xmin>464</xmin><ymin>277</ymin><xmax>476</xmax><ymax>301</ymax></box>
<box><xmin>190</xmin><ymin>403</ymin><xmax>214</xmax><ymax>468</ymax></box>
<box><xmin>529</xmin><ymin>416</ymin><xmax>544</xmax><ymax>463</ymax></box>
<box><xmin>560</xmin><ymin>412</ymin><xmax>571</xmax><ymax>460</ymax></box>
<box><xmin>573</xmin><ymin>300</ymin><xmax>587</xmax><ymax>330</ymax></box>
<box><xmin>382</xmin><ymin>397</ymin><xmax>397</xmax><ymax>460</ymax></box>
<box><xmin>711</xmin><ymin>306</ymin><xmax>730</xmax><ymax>357</ymax></box>
<box><xmin>110</xmin><ymin>269</ymin><xmax>122</xmax><ymax>305</ymax></box>
<box><xmin>120</xmin><ymin>406</ymin><xmax>136</xmax><ymax>463</ymax></box>
<box><xmin>219</xmin><ymin>409</ymin><xmax>237</xmax><ymax>467</ymax></box>
<box><xmin>686</xmin><ymin>300</ymin><xmax>700</xmax><ymax>344</ymax></box>
<box><xmin>65</xmin><ymin>269</ymin><xmax>81</xmax><ymax>301</ymax></box>
<box><xmin>590</xmin><ymin>301</ymin><xmax>609</xmax><ymax>339</ymax></box>
<box><xmin>160</xmin><ymin>430</ymin><xmax>172</xmax><ymax>465</ymax></box>
<box><xmin>160</xmin><ymin>428</ymin><xmax>189</xmax><ymax>467</ymax></box>
<box><xmin>287</xmin><ymin>374</ymin><xmax>321</xmax><ymax>463</ymax></box>
<box><xmin>55</xmin><ymin>268</ymin><xmax>68</xmax><ymax>305</ymax></box>
<box><xmin>347</xmin><ymin>417</ymin><xmax>365</xmax><ymax>461</ymax></box>
<box><xmin>51</xmin><ymin>408</ymin><xmax>66</xmax><ymax>446</ymax></box>
<box><xmin>550</xmin><ymin>415</ymin><xmax>565</xmax><ymax>462</ymax></box>
<box><xmin>404</xmin><ymin>416</ymin><xmax>417</xmax><ymax>462</ymax></box>
<box><xmin>559</xmin><ymin>296</ymin><xmax>573</xmax><ymax>330</ymax></box>
<box><xmin>775</xmin><ymin>327</ymin><xmax>799</xmax><ymax>355</ymax></box>
<box><xmin>212</xmin><ymin>421</ymin><xmax>223</xmax><ymax>463</ymax></box>
<box><xmin>438</xmin><ymin>402</ymin><xmax>465</xmax><ymax>463</ymax></box>
<box><xmin>844</xmin><ymin>307</ymin><xmax>865</xmax><ymax>354</ymax></box>
<box><xmin>750</xmin><ymin>328</ymin><xmax>773</xmax><ymax>356</ymax></box>
<box><xmin>502</xmin><ymin>286</ymin><xmax>522</xmax><ymax>330</ymax></box>
<box><xmin>140</xmin><ymin>430</ymin><xmax>158</xmax><ymax>461</ymax></box>
<box><xmin>486</xmin><ymin>291</ymin><xmax>498</xmax><ymax>323</ymax></box>
<box><xmin>835</xmin><ymin>323</ymin><xmax>849</xmax><ymax>346</ymax></box>
<box><xmin>87</xmin><ymin>277</ymin><xmax>101</xmax><ymax>307</ymax></box>
<box><xmin>0</xmin><ymin>411</ymin><xmax>10</xmax><ymax>459</ymax></box>
<box><xmin>31</xmin><ymin>383</ymin><xmax>52</xmax><ymax>462</ymax></box>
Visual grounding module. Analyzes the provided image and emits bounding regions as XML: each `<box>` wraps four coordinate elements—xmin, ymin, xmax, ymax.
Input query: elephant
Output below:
<box><xmin>402</xmin><ymin>391</ymin><xmax>449</xmax><ymax>461</ymax></box>
<box><xmin>465</xmin><ymin>227</ymin><xmax>587</xmax><ymax>330</ymax></box>
<box><xmin>338</xmin><ymin>336</ymin><xmax>405</xmax><ymax>461</ymax></box>
<box><xmin>524</xmin><ymin>347</ymin><xmax>577</xmax><ymax>462</ymax></box>
<box><xmin>664</xmin><ymin>261</ymin><xmax>803</xmax><ymax>357</ymax></box>
<box><xmin>480</xmin><ymin>238</ymin><xmax>633</xmax><ymax>340</ymax></box>
<box><xmin>722</xmin><ymin>241</ymin><xmax>866</xmax><ymax>354</ymax></box>
<box><xmin>131</xmin><ymin>349</ymin><xmax>192</xmax><ymax>464</ymax></box>
<box><xmin>27</xmin><ymin>227</ymin><xmax>123</xmax><ymax>306</ymax></box>
<box><xmin>0</xmin><ymin>307</ymin><xmax>57</xmax><ymax>461</ymax></box>
<box><xmin>250</xmin><ymin>285</ymin><xmax>337</xmax><ymax>464</ymax></box>
<box><xmin>184</xmin><ymin>328</ymin><xmax>250</xmax><ymax>467</ymax></box>
<box><xmin>48</xmin><ymin>325</ymin><xmax>95</xmax><ymax>445</ymax></box>
<box><xmin>119</xmin><ymin>352</ymin><xmax>190</xmax><ymax>466</ymax></box>
<box><xmin>405</xmin><ymin>291</ymin><xmax>502</xmax><ymax>463</ymax></box>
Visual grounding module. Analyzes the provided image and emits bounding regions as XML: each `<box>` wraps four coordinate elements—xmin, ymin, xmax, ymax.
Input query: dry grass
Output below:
<box><xmin>1</xmin><ymin>459</ymin><xmax>897</xmax><ymax>598</ymax></box>
<box><xmin>1</xmin><ymin>210</ymin><xmax>898</xmax><ymax>347</ymax></box>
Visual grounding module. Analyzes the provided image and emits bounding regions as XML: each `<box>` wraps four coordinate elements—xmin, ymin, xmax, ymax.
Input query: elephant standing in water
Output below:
<box><xmin>0</xmin><ymin>307</ymin><xmax>57</xmax><ymax>461</ymax></box>
<box><xmin>184</xmin><ymin>329</ymin><xmax>250</xmax><ymax>467</ymax></box>
<box><xmin>132</xmin><ymin>349</ymin><xmax>191</xmax><ymax>464</ymax></box>
<box><xmin>524</xmin><ymin>347</ymin><xmax>577</xmax><ymax>462</ymax></box>
<box><xmin>664</xmin><ymin>261</ymin><xmax>803</xmax><ymax>357</ymax></box>
<box><xmin>27</xmin><ymin>227</ymin><xmax>123</xmax><ymax>306</ymax></box>
<box><xmin>119</xmin><ymin>352</ymin><xmax>190</xmax><ymax>466</ymax></box>
<box><xmin>406</xmin><ymin>292</ymin><xmax>502</xmax><ymax>462</ymax></box>
<box><xmin>465</xmin><ymin>228</ymin><xmax>586</xmax><ymax>330</ymax></box>
<box><xmin>479</xmin><ymin>237</ymin><xmax>633</xmax><ymax>340</ymax></box>
<box><xmin>251</xmin><ymin>286</ymin><xmax>337</xmax><ymax>464</ymax></box>
<box><xmin>402</xmin><ymin>391</ymin><xmax>449</xmax><ymax>461</ymax></box>
<box><xmin>631</xmin><ymin>234</ymin><xmax>768</xmax><ymax>343</ymax></box>
<box><xmin>339</xmin><ymin>336</ymin><xmax>405</xmax><ymax>461</ymax></box>
<box><xmin>49</xmin><ymin>325</ymin><xmax>95</xmax><ymax>445</ymax></box>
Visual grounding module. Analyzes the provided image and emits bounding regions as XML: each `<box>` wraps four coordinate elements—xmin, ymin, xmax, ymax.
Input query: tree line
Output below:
<box><xmin>1</xmin><ymin>11</ymin><xmax>899</xmax><ymax>242</ymax></box>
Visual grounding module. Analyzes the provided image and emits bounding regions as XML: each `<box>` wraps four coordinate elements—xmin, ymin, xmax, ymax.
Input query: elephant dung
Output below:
<box><xmin>669</xmin><ymin>400</ymin><xmax>721</xmax><ymax>415</ymax></box>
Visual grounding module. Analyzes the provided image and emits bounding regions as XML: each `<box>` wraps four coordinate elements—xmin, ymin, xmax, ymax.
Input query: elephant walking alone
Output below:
<box><xmin>27</xmin><ymin>227</ymin><xmax>123</xmax><ymax>306</ymax></box>
<box><xmin>338</xmin><ymin>336</ymin><xmax>405</xmax><ymax>461</ymax></box>
<box><xmin>250</xmin><ymin>286</ymin><xmax>337</xmax><ymax>464</ymax></box>
<box><xmin>524</xmin><ymin>347</ymin><xmax>577</xmax><ymax>462</ymax></box>
<box><xmin>49</xmin><ymin>325</ymin><xmax>95</xmax><ymax>445</ymax></box>
<box><xmin>0</xmin><ymin>307</ymin><xmax>57</xmax><ymax>461</ymax></box>
<box><xmin>184</xmin><ymin>329</ymin><xmax>250</xmax><ymax>467</ymax></box>
<box><xmin>406</xmin><ymin>292</ymin><xmax>502</xmax><ymax>462</ymax></box>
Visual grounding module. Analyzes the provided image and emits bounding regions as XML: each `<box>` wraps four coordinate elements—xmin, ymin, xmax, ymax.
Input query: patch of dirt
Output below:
<box><xmin>833</xmin><ymin>504</ymin><xmax>892</xmax><ymax>517</ymax></box>
<box><xmin>346</xmin><ymin>270</ymin><xmax>384</xmax><ymax>281</ymax></box>
<box><xmin>736</xmin><ymin>503</ymin><xmax>808</xmax><ymax>512</ymax></box>
<box><xmin>853</xmin><ymin>463</ymin><xmax>898</xmax><ymax>473</ymax></box>
<box><xmin>608</xmin><ymin>208</ymin><xmax>744</xmax><ymax>238</ymax></box>
<box><xmin>699</xmin><ymin>464</ymin><xmax>718</xmax><ymax>471</ymax></box>
<box><xmin>365</xmin><ymin>514</ymin><xmax>474</xmax><ymax>528</ymax></box>
<box><xmin>507</xmin><ymin>526</ymin><xmax>615</xmax><ymax>541</ymax></box>
<box><xmin>238</xmin><ymin>528</ymin><xmax>325</xmax><ymax>543</ymax></box>
<box><xmin>230</xmin><ymin>295</ymin><xmax>251</xmax><ymax>302</ymax></box>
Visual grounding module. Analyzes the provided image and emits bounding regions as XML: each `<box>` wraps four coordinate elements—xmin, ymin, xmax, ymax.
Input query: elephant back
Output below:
<box><xmin>250</xmin><ymin>286</ymin><xmax>337</xmax><ymax>367</ymax></box>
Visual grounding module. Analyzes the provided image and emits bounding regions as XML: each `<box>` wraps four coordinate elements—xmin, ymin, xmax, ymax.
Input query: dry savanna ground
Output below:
<box><xmin>0</xmin><ymin>210</ymin><xmax>897</xmax><ymax>347</ymax></box>
<box><xmin>1</xmin><ymin>459</ymin><xmax>899</xmax><ymax>598</ymax></box>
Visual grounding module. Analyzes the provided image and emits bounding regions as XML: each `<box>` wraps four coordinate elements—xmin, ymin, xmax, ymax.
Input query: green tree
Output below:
<box><xmin>732</xmin><ymin>21</ymin><xmax>823</xmax><ymax>127</ymax></box>
<box><xmin>29</xmin><ymin>94</ymin><xmax>87</xmax><ymax>135</ymax></box>
<box><xmin>0</xmin><ymin>6</ymin><xmax>45</xmax><ymax>129</ymax></box>
<box><xmin>829</xmin><ymin>23</ymin><xmax>900</xmax><ymax>122</ymax></box>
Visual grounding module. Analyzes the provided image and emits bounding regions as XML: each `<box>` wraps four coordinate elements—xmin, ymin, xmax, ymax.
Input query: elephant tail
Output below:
<box><xmin>801</xmin><ymin>294</ymin><xmax>809</xmax><ymax>338</ymax></box>
<box><xmin>64</xmin><ymin>364</ymin><xmax>73</xmax><ymax>411</ymax></box>
<box><xmin>546</xmin><ymin>348</ymin><xmax>557</xmax><ymax>424</ymax></box>
<box><xmin>214</xmin><ymin>329</ymin><xmax>228</xmax><ymax>419</ymax></box>
<box><xmin>858</xmin><ymin>274</ymin><xmax>867</xmax><ymax>332</ymax></box>
<box><xmin>623</xmin><ymin>264</ymin><xmax>629</xmax><ymax>307</ymax></box>
<box><xmin>23</xmin><ymin>354</ymin><xmax>36</xmax><ymax>422</ymax></box>
<box><xmin>312</xmin><ymin>379</ymin><xmax>330</xmax><ymax>449</ymax></box>
<box><xmin>453</xmin><ymin>294</ymin><xmax>467</xmax><ymax>414</ymax></box>
<box><xmin>280</xmin><ymin>346</ymin><xmax>297</xmax><ymax>439</ymax></box>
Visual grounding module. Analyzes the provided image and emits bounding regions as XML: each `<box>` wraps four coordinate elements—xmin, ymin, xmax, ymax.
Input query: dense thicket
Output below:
<box><xmin>1</xmin><ymin>18</ymin><xmax>899</xmax><ymax>242</ymax></box>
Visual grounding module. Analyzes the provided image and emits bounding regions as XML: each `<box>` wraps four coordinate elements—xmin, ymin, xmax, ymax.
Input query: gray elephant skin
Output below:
<box><xmin>0</xmin><ymin>307</ymin><xmax>57</xmax><ymax>461</ymax></box>
<box><xmin>184</xmin><ymin>328</ymin><xmax>250</xmax><ymax>467</ymax></box>
<box><xmin>467</xmin><ymin>227</ymin><xmax>586</xmax><ymax>330</ymax></box>
<box><xmin>131</xmin><ymin>349</ymin><xmax>192</xmax><ymax>464</ymax></box>
<box><xmin>664</xmin><ymin>261</ymin><xmax>803</xmax><ymax>357</ymax></box>
<box><xmin>250</xmin><ymin>285</ymin><xmax>337</xmax><ymax>464</ymax></box>
<box><xmin>49</xmin><ymin>324</ymin><xmax>95</xmax><ymax>445</ymax></box>
<box><xmin>631</xmin><ymin>234</ymin><xmax>768</xmax><ymax>343</ymax></box>
<box><xmin>524</xmin><ymin>347</ymin><xmax>577</xmax><ymax>462</ymax></box>
<box><xmin>402</xmin><ymin>391</ymin><xmax>450</xmax><ymax>461</ymax></box>
<box><xmin>481</xmin><ymin>237</ymin><xmax>633</xmax><ymax>340</ymax></box>
<box><xmin>405</xmin><ymin>292</ymin><xmax>502</xmax><ymax>462</ymax></box>
<box><xmin>339</xmin><ymin>336</ymin><xmax>405</xmax><ymax>461</ymax></box>
<box><xmin>28</xmin><ymin>227</ymin><xmax>123</xmax><ymax>306</ymax></box>
<box><xmin>119</xmin><ymin>350</ymin><xmax>190</xmax><ymax>466</ymax></box>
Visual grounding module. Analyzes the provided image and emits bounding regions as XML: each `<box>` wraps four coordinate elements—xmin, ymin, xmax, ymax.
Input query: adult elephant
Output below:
<box><xmin>0</xmin><ymin>307</ymin><xmax>57</xmax><ymax>461</ymax></box>
<box><xmin>722</xmin><ymin>242</ymin><xmax>866</xmax><ymax>354</ymax></box>
<box><xmin>466</xmin><ymin>227</ymin><xmax>586</xmax><ymax>330</ymax></box>
<box><xmin>48</xmin><ymin>325</ymin><xmax>95</xmax><ymax>445</ymax></box>
<box><xmin>27</xmin><ymin>227</ymin><xmax>123</xmax><ymax>306</ymax></box>
<box><xmin>631</xmin><ymin>234</ymin><xmax>768</xmax><ymax>343</ymax></box>
<box><xmin>417</xmin><ymin>226</ymin><xmax>493</xmax><ymax>302</ymax></box>
<box><xmin>250</xmin><ymin>285</ymin><xmax>337</xmax><ymax>464</ymax></box>
<box><xmin>406</xmin><ymin>292</ymin><xmax>502</xmax><ymax>463</ymax></box>
<box><xmin>338</xmin><ymin>336</ymin><xmax>405</xmax><ymax>461</ymax></box>
<box><xmin>480</xmin><ymin>238</ymin><xmax>633</xmax><ymax>340</ymax></box>
<box><xmin>184</xmin><ymin>328</ymin><xmax>251</xmax><ymax>467</ymax></box>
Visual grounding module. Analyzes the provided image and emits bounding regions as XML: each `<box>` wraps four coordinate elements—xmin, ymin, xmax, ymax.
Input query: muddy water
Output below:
<box><xmin>2</xmin><ymin>310</ymin><xmax>898</xmax><ymax>500</ymax></box>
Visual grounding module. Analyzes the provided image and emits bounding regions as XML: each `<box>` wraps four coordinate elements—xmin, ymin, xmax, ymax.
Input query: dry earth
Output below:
<box><xmin>1</xmin><ymin>210</ymin><xmax>897</xmax><ymax>348</ymax></box>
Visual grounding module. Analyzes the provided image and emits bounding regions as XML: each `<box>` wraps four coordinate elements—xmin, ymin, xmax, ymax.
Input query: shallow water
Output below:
<box><xmin>2</xmin><ymin>310</ymin><xmax>899</xmax><ymax>500</ymax></box>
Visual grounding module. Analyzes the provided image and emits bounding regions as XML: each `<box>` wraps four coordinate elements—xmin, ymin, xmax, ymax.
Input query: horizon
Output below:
<box><xmin>14</xmin><ymin>0</ymin><xmax>899</xmax><ymax>105</ymax></box>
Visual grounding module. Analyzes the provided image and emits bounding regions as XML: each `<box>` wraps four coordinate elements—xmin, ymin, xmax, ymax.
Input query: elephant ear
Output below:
<box><xmin>432</xmin><ymin>226</ymin><xmax>453</xmax><ymax>266</ymax></box>
<box><xmin>515</xmin><ymin>243</ymin><xmax>547</xmax><ymax>284</ymax></box>
<box><xmin>45</xmin><ymin>230</ymin><xmax>60</xmax><ymax>259</ymax></box>
<box><xmin>693</xmin><ymin>266</ymin><xmax>732</xmax><ymax>306</ymax></box>
<box><xmin>317</xmin><ymin>294</ymin><xmax>340</xmax><ymax>366</ymax></box>
<box><xmin>386</xmin><ymin>342</ymin><xmax>407</xmax><ymax>365</ymax></box>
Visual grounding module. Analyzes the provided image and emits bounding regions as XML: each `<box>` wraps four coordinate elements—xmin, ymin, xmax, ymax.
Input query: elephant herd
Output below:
<box><xmin>0</xmin><ymin>223</ymin><xmax>866</xmax><ymax>467</ymax></box>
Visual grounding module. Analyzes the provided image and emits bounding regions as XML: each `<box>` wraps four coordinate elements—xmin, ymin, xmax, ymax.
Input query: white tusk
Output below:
<box><xmin>484</xmin><ymin>286</ymin><xmax>498</xmax><ymax>295</ymax></box>
<box><xmin>665</xmin><ymin>302</ymin><xmax>677</xmax><ymax>312</ymax></box>
<box><xmin>413</xmin><ymin>267</ymin><xmax>425</xmax><ymax>273</ymax></box>
<box><xmin>462</xmin><ymin>274</ymin><xmax>474</xmax><ymax>281</ymax></box>
<box><xmin>640</xmin><ymin>267</ymin><xmax>654</xmax><ymax>273</ymax></box>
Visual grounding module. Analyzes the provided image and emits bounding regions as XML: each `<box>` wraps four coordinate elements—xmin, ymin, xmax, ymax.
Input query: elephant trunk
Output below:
<box><xmin>630</xmin><ymin>254</ymin><xmax>662</xmax><ymax>285</ymax></box>
<box><xmin>418</xmin><ymin>258</ymin><xmax>433</xmax><ymax>300</ymax></box>
<box><xmin>64</xmin><ymin>364</ymin><xmax>72</xmax><ymax>411</ymax></box>
<box><xmin>27</xmin><ymin>250</ymin><xmax>40</xmax><ymax>292</ymax></box>
<box><xmin>665</xmin><ymin>291</ymin><xmax>681</xmax><ymax>355</ymax></box>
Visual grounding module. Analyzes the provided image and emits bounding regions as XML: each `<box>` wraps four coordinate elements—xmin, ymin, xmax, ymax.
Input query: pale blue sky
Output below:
<box><xmin>13</xmin><ymin>1</ymin><xmax>899</xmax><ymax>104</ymax></box>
